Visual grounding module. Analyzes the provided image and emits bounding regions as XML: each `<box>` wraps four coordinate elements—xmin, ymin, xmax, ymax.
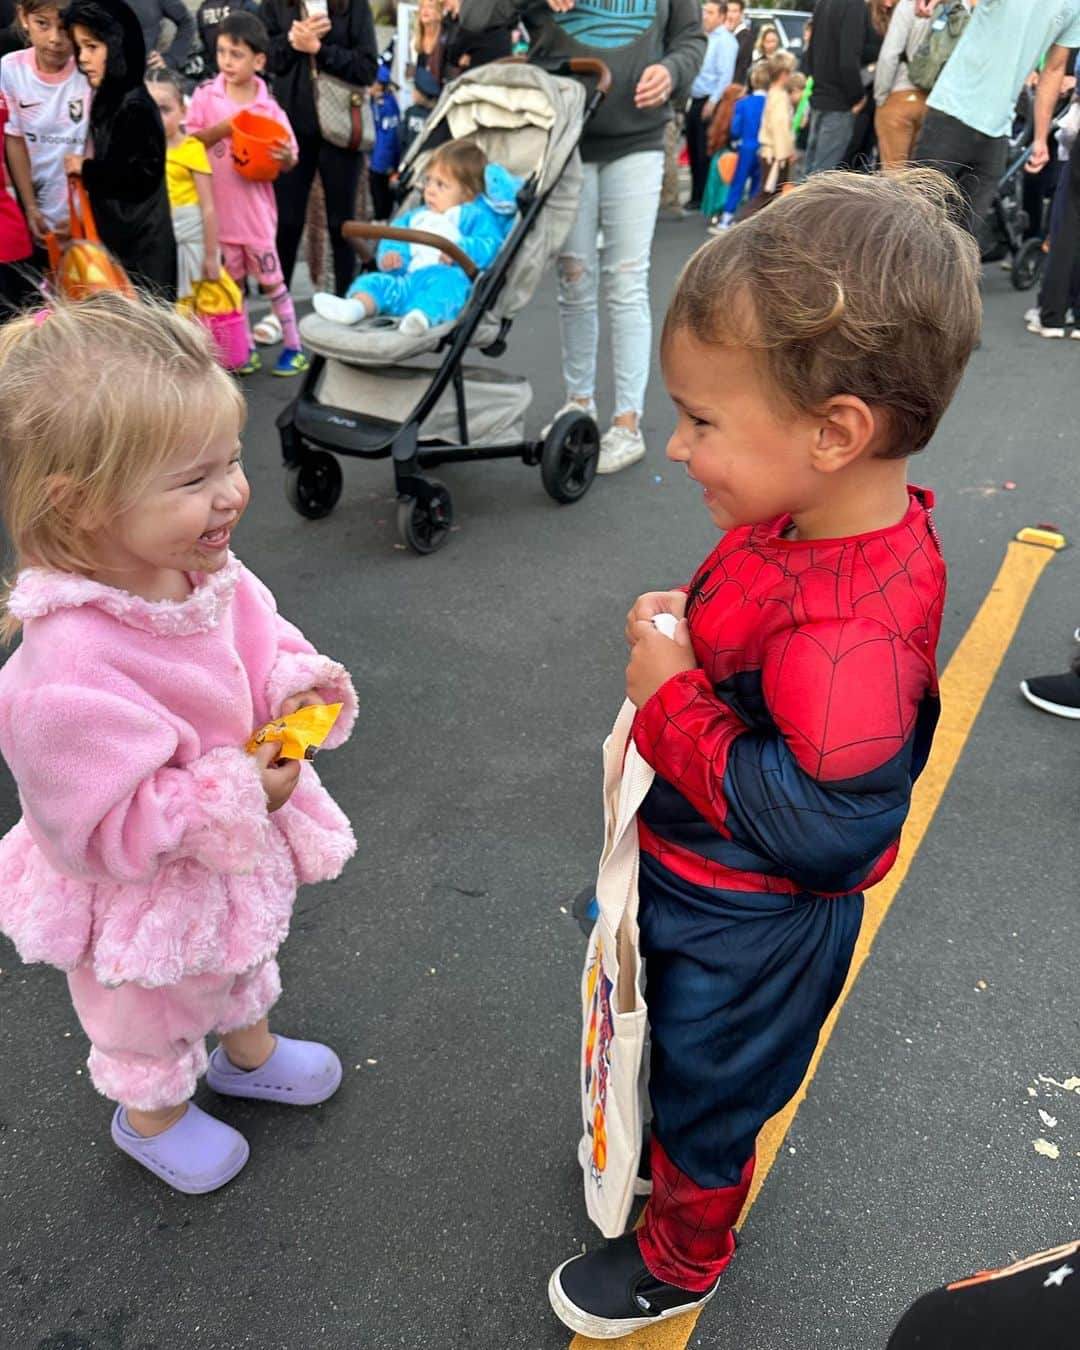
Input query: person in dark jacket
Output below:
<box><xmin>123</xmin><ymin>0</ymin><xmax>195</xmax><ymax>70</ymax></box>
<box><xmin>62</xmin><ymin>0</ymin><xmax>177</xmax><ymax>297</ymax></box>
<box><xmin>725</xmin><ymin>0</ymin><xmax>753</xmax><ymax>86</ymax></box>
<box><xmin>802</xmin><ymin>0</ymin><xmax>876</xmax><ymax>175</ymax></box>
<box><xmin>262</xmin><ymin>0</ymin><xmax>378</xmax><ymax>297</ymax></box>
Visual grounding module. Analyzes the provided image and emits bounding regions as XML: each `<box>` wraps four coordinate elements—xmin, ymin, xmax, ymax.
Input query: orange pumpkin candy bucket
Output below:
<box><xmin>46</xmin><ymin>176</ymin><xmax>135</xmax><ymax>300</ymax></box>
<box><xmin>231</xmin><ymin>109</ymin><xmax>289</xmax><ymax>182</ymax></box>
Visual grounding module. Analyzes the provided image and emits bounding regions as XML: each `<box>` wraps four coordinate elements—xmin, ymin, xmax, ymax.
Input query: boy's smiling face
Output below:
<box><xmin>662</xmin><ymin>327</ymin><xmax>822</xmax><ymax>532</ymax></box>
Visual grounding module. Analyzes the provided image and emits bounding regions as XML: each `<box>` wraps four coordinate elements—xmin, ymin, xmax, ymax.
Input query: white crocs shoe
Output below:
<box><xmin>312</xmin><ymin>292</ymin><xmax>367</xmax><ymax>326</ymax></box>
<box><xmin>597</xmin><ymin>424</ymin><xmax>646</xmax><ymax>475</ymax></box>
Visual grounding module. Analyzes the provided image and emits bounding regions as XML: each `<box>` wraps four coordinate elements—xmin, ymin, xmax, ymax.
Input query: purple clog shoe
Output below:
<box><xmin>205</xmin><ymin>1036</ymin><xmax>342</xmax><ymax>1106</ymax></box>
<box><xmin>111</xmin><ymin>1102</ymin><xmax>249</xmax><ymax>1195</ymax></box>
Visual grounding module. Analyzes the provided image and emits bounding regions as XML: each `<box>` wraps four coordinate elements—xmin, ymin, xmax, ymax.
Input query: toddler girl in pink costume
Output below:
<box><xmin>0</xmin><ymin>293</ymin><xmax>357</xmax><ymax>1195</ymax></box>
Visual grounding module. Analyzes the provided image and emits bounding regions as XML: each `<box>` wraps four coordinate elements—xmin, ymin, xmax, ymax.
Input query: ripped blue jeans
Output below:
<box><xmin>557</xmin><ymin>149</ymin><xmax>664</xmax><ymax>420</ymax></box>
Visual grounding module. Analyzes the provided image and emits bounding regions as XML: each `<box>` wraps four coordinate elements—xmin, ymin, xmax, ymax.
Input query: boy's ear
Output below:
<box><xmin>809</xmin><ymin>395</ymin><xmax>879</xmax><ymax>474</ymax></box>
<box><xmin>254</xmin><ymin>50</ymin><xmax>267</xmax><ymax>72</ymax></box>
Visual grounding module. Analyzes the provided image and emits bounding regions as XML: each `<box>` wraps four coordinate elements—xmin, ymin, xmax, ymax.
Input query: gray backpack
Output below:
<box><xmin>908</xmin><ymin>0</ymin><xmax>971</xmax><ymax>92</ymax></box>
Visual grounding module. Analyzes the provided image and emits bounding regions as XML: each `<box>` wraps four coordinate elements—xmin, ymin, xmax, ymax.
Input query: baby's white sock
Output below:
<box><xmin>313</xmin><ymin>292</ymin><xmax>368</xmax><ymax>326</ymax></box>
<box><xmin>399</xmin><ymin>309</ymin><xmax>432</xmax><ymax>335</ymax></box>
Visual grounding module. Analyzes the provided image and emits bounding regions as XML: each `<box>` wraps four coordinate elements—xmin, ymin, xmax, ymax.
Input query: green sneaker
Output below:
<box><xmin>273</xmin><ymin>348</ymin><xmax>310</xmax><ymax>377</ymax></box>
<box><xmin>236</xmin><ymin>350</ymin><xmax>262</xmax><ymax>376</ymax></box>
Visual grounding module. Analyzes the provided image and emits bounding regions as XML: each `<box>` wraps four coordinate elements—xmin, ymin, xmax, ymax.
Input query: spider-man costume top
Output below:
<box><xmin>627</xmin><ymin>485</ymin><xmax>946</xmax><ymax>1293</ymax></box>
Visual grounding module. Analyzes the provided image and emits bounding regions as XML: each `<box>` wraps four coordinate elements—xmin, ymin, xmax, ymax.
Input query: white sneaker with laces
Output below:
<box><xmin>597</xmin><ymin>424</ymin><xmax>646</xmax><ymax>475</ymax></box>
<box><xmin>1026</xmin><ymin>308</ymin><xmax>1066</xmax><ymax>338</ymax></box>
<box><xmin>541</xmin><ymin>398</ymin><xmax>598</xmax><ymax>438</ymax></box>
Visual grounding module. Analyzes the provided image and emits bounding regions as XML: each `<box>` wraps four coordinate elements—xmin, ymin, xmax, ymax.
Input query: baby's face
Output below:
<box><xmin>423</xmin><ymin>164</ymin><xmax>471</xmax><ymax>213</ymax></box>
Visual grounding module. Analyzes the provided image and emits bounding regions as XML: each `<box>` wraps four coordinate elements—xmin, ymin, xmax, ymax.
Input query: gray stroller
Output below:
<box><xmin>277</xmin><ymin>58</ymin><xmax>611</xmax><ymax>553</ymax></box>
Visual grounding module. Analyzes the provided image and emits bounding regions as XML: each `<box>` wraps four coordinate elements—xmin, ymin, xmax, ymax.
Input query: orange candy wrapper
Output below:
<box><xmin>246</xmin><ymin>703</ymin><xmax>343</xmax><ymax>761</ymax></box>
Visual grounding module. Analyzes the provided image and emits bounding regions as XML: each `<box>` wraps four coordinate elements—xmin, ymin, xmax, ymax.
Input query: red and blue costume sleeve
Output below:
<box><xmin>633</xmin><ymin>616</ymin><xmax>936</xmax><ymax>895</ymax></box>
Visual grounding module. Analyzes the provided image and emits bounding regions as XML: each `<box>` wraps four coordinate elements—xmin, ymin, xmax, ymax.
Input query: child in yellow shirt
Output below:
<box><xmin>147</xmin><ymin>69</ymin><xmax>219</xmax><ymax>310</ymax></box>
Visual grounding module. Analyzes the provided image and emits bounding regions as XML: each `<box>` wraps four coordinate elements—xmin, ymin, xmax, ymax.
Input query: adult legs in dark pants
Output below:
<box><xmin>276</xmin><ymin>134</ymin><xmax>365</xmax><ymax>297</ymax></box>
<box><xmin>685</xmin><ymin>95</ymin><xmax>710</xmax><ymax>208</ymax></box>
<box><xmin>915</xmin><ymin>107</ymin><xmax>1008</xmax><ymax>246</ymax></box>
<box><xmin>1039</xmin><ymin>132</ymin><xmax>1080</xmax><ymax>330</ymax></box>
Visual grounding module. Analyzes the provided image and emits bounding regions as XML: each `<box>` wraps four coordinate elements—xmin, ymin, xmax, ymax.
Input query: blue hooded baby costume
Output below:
<box><xmin>347</xmin><ymin>163</ymin><xmax>521</xmax><ymax>327</ymax></box>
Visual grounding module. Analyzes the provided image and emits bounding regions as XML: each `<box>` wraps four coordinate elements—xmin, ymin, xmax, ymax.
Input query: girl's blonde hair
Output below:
<box><xmin>0</xmin><ymin>292</ymin><xmax>245</xmax><ymax>640</ymax></box>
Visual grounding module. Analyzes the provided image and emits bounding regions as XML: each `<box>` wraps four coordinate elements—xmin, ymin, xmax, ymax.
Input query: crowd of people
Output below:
<box><xmin>2</xmin><ymin>1</ymin><xmax>1080</xmax><ymax>1348</ymax></box>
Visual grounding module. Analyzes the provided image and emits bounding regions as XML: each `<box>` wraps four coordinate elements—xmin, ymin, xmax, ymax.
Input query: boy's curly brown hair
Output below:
<box><xmin>663</xmin><ymin>169</ymin><xmax>982</xmax><ymax>457</ymax></box>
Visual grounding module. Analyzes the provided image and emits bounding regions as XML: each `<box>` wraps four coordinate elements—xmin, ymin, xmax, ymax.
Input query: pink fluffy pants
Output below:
<box><xmin>67</xmin><ymin>958</ymin><xmax>281</xmax><ymax>1111</ymax></box>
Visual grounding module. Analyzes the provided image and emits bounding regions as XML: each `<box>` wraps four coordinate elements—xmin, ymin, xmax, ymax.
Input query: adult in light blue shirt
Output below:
<box><xmin>914</xmin><ymin>0</ymin><xmax>1080</xmax><ymax>237</ymax></box>
<box><xmin>686</xmin><ymin>0</ymin><xmax>737</xmax><ymax>208</ymax></box>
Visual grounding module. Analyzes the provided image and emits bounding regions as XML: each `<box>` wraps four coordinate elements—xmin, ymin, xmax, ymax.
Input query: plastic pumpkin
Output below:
<box><xmin>718</xmin><ymin>151</ymin><xmax>738</xmax><ymax>185</ymax></box>
<box><xmin>232</xmin><ymin>109</ymin><xmax>289</xmax><ymax>182</ymax></box>
<box><xmin>47</xmin><ymin>177</ymin><xmax>134</xmax><ymax>300</ymax></box>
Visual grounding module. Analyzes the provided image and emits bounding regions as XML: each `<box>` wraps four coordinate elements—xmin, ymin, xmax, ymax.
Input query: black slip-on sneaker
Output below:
<box><xmin>1020</xmin><ymin>670</ymin><xmax>1080</xmax><ymax>719</ymax></box>
<box><xmin>547</xmin><ymin>1231</ymin><xmax>720</xmax><ymax>1338</ymax></box>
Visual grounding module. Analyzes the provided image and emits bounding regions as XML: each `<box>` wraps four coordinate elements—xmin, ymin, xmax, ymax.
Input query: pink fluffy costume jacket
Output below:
<box><xmin>0</xmin><ymin>557</ymin><xmax>357</xmax><ymax>989</ymax></box>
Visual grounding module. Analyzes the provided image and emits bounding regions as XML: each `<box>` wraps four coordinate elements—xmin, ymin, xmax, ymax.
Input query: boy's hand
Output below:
<box><xmin>254</xmin><ymin>741</ymin><xmax>302</xmax><ymax>812</ymax></box>
<box><xmin>626</xmin><ymin>620</ymin><xmax>696</xmax><ymax>709</ymax></box>
<box><xmin>625</xmin><ymin>589</ymin><xmax>687</xmax><ymax>647</ymax></box>
<box><xmin>279</xmin><ymin>689</ymin><xmax>323</xmax><ymax>717</ymax></box>
<box><xmin>380</xmin><ymin>250</ymin><xmax>403</xmax><ymax>270</ymax></box>
<box><xmin>270</xmin><ymin>143</ymin><xmax>297</xmax><ymax>170</ymax></box>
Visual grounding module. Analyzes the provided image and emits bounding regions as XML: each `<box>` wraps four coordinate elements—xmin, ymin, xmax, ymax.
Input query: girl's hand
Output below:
<box><xmin>64</xmin><ymin>153</ymin><xmax>85</xmax><ymax>176</ymax></box>
<box><xmin>625</xmin><ymin>589</ymin><xmax>687</xmax><ymax>647</ymax></box>
<box><xmin>26</xmin><ymin>205</ymin><xmax>48</xmax><ymax>243</ymax></box>
<box><xmin>280</xmin><ymin>689</ymin><xmax>323</xmax><ymax>716</ymax></box>
<box><xmin>254</xmin><ymin>741</ymin><xmax>302</xmax><ymax>812</ymax></box>
<box><xmin>202</xmin><ymin>251</ymin><xmax>219</xmax><ymax>280</ymax></box>
<box><xmin>380</xmin><ymin>250</ymin><xmax>404</xmax><ymax>270</ymax></box>
<box><xmin>634</xmin><ymin>64</ymin><xmax>673</xmax><ymax>110</ymax></box>
<box><xmin>626</xmin><ymin>619</ymin><xmax>696</xmax><ymax>709</ymax></box>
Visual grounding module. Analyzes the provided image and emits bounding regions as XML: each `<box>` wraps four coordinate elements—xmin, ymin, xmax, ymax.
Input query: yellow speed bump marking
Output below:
<box><xmin>569</xmin><ymin>531</ymin><xmax>1063</xmax><ymax>1350</ymax></box>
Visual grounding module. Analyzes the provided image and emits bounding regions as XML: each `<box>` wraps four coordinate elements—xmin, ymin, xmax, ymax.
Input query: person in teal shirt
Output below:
<box><xmin>914</xmin><ymin>0</ymin><xmax>1080</xmax><ymax>236</ymax></box>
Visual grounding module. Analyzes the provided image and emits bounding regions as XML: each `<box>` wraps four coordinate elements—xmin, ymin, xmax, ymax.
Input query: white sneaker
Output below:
<box><xmin>1027</xmin><ymin>311</ymin><xmax>1066</xmax><ymax>338</ymax></box>
<box><xmin>597</xmin><ymin>424</ymin><xmax>646</xmax><ymax>475</ymax></box>
<box><xmin>541</xmin><ymin>398</ymin><xmax>597</xmax><ymax>438</ymax></box>
<box><xmin>399</xmin><ymin>309</ymin><xmax>432</xmax><ymax>335</ymax></box>
<box><xmin>312</xmin><ymin>292</ymin><xmax>366</xmax><ymax>326</ymax></box>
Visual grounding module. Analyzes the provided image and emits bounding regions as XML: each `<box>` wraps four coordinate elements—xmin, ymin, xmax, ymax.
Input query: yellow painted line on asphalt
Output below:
<box><xmin>569</xmin><ymin>534</ymin><xmax>1062</xmax><ymax>1350</ymax></box>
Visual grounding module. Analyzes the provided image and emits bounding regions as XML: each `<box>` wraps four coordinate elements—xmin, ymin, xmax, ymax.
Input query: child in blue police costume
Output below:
<box><xmin>714</xmin><ymin>60</ymin><xmax>769</xmax><ymax>231</ymax></box>
<box><xmin>548</xmin><ymin>170</ymin><xmax>982</xmax><ymax>1339</ymax></box>
<box><xmin>368</xmin><ymin>61</ymin><xmax>401</xmax><ymax>221</ymax></box>
<box><xmin>312</xmin><ymin>138</ymin><xmax>518</xmax><ymax>334</ymax></box>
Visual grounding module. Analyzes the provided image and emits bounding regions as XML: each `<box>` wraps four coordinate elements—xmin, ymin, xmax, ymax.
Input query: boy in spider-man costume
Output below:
<box><xmin>548</xmin><ymin>170</ymin><xmax>983</xmax><ymax>1340</ymax></box>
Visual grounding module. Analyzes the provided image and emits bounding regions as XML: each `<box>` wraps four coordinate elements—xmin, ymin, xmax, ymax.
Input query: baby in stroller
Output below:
<box><xmin>312</xmin><ymin>139</ymin><xmax>521</xmax><ymax>336</ymax></box>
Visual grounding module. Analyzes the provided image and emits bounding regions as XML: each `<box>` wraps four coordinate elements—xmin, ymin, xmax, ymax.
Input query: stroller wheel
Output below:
<box><xmin>397</xmin><ymin>480</ymin><xmax>453</xmax><ymax>554</ymax></box>
<box><xmin>541</xmin><ymin>410</ymin><xmax>600</xmax><ymax>505</ymax></box>
<box><xmin>285</xmin><ymin>451</ymin><xmax>343</xmax><ymax>519</ymax></box>
<box><xmin>1011</xmin><ymin>237</ymin><xmax>1045</xmax><ymax>292</ymax></box>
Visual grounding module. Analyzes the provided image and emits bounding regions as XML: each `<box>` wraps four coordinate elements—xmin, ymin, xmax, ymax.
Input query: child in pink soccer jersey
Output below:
<box><xmin>186</xmin><ymin>11</ymin><xmax>306</xmax><ymax>376</ymax></box>
<box><xmin>0</xmin><ymin>294</ymin><xmax>356</xmax><ymax>1194</ymax></box>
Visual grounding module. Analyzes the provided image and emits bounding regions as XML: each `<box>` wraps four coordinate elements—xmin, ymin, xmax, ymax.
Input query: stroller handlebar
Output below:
<box><xmin>341</xmin><ymin>222</ymin><xmax>479</xmax><ymax>280</ymax></box>
<box><xmin>495</xmin><ymin>53</ymin><xmax>612</xmax><ymax>98</ymax></box>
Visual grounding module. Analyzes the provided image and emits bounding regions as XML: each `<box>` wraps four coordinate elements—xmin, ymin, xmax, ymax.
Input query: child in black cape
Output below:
<box><xmin>63</xmin><ymin>0</ymin><xmax>176</xmax><ymax>296</ymax></box>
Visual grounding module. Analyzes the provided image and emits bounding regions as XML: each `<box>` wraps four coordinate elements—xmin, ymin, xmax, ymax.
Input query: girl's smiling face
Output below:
<box><xmin>70</xmin><ymin>23</ymin><xmax>107</xmax><ymax>86</ymax></box>
<box><xmin>86</xmin><ymin>390</ymin><xmax>250</xmax><ymax>599</ymax></box>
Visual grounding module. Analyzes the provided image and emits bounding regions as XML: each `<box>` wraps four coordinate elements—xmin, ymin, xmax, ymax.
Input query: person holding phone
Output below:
<box><xmin>262</xmin><ymin>0</ymin><xmax>378</xmax><ymax>298</ymax></box>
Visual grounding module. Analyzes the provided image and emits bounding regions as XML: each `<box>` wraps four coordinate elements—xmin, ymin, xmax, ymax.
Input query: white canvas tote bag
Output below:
<box><xmin>579</xmin><ymin>697</ymin><xmax>654</xmax><ymax>1238</ymax></box>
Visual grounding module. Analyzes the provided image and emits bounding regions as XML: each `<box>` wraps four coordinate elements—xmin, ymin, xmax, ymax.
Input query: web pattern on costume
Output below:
<box><xmin>634</xmin><ymin>499</ymin><xmax>945</xmax><ymax>894</ymax></box>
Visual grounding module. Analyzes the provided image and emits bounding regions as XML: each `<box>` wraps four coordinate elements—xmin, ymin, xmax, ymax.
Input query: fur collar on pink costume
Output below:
<box><xmin>7</xmin><ymin>557</ymin><xmax>241</xmax><ymax>636</ymax></box>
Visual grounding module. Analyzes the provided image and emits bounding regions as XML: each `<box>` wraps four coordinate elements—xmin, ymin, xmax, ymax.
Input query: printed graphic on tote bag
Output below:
<box><xmin>583</xmin><ymin>937</ymin><xmax>615</xmax><ymax>1183</ymax></box>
